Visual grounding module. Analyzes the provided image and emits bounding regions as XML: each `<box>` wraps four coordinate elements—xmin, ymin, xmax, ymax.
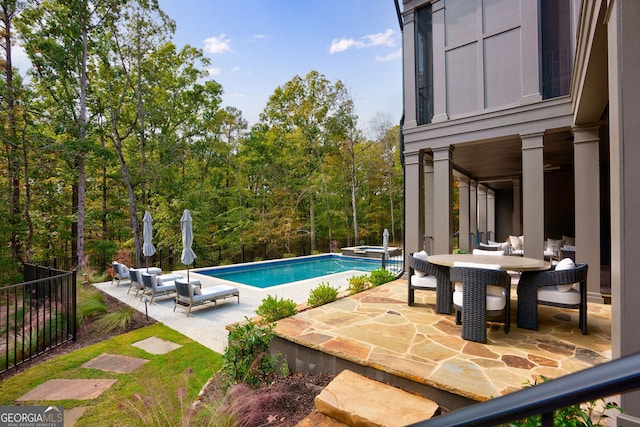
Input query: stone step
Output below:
<box><xmin>312</xmin><ymin>370</ymin><xmax>440</xmax><ymax>427</ymax></box>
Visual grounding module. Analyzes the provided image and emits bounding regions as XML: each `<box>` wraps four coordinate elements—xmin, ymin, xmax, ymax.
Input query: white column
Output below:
<box><xmin>520</xmin><ymin>0</ymin><xmax>542</xmax><ymax>104</ymax></box>
<box><xmin>521</xmin><ymin>132</ymin><xmax>545</xmax><ymax>259</ymax></box>
<box><xmin>404</xmin><ymin>151</ymin><xmax>424</xmax><ymax>258</ymax></box>
<box><xmin>458</xmin><ymin>175</ymin><xmax>470</xmax><ymax>252</ymax></box>
<box><xmin>487</xmin><ymin>189</ymin><xmax>496</xmax><ymax>242</ymax></box>
<box><xmin>402</xmin><ymin>9</ymin><xmax>417</xmax><ymax>128</ymax></box>
<box><xmin>432</xmin><ymin>146</ymin><xmax>453</xmax><ymax>254</ymax></box>
<box><xmin>512</xmin><ymin>178</ymin><xmax>522</xmax><ymax>235</ymax></box>
<box><xmin>573</xmin><ymin>125</ymin><xmax>602</xmax><ymax>303</ymax></box>
<box><xmin>431</xmin><ymin>0</ymin><xmax>448</xmax><ymax>123</ymax></box>
<box><xmin>477</xmin><ymin>185</ymin><xmax>488</xmax><ymax>243</ymax></box>
<box><xmin>424</xmin><ymin>158</ymin><xmax>435</xmax><ymax>253</ymax></box>
<box><xmin>470</xmin><ymin>180</ymin><xmax>478</xmax><ymax>249</ymax></box>
<box><xmin>609</xmin><ymin>2</ymin><xmax>640</xmax><ymax>423</ymax></box>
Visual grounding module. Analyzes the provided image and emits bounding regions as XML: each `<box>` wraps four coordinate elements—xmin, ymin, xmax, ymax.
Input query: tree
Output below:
<box><xmin>17</xmin><ymin>0</ymin><xmax>125</xmax><ymax>269</ymax></box>
<box><xmin>260</xmin><ymin>71</ymin><xmax>351</xmax><ymax>252</ymax></box>
<box><xmin>0</xmin><ymin>0</ymin><xmax>25</xmax><ymax>263</ymax></box>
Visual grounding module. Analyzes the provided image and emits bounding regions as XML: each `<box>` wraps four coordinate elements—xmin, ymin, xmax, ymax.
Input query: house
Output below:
<box><xmin>399</xmin><ymin>0</ymin><xmax>640</xmax><ymax>423</ymax></box>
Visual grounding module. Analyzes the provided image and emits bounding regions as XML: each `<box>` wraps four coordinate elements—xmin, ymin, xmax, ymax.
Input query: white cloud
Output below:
<box><xmin>375</xmin><ymin>49</ymin><xmax>402</xmax><ymax>62</ymax></box>
<box><xmin>330</xmin><ymin>29</ymin><xmax>396</xmax><ymax>54</ymax></box>
<box><xmin>203</xmin><ymin>34</ymin><xmax>232</xmax><ymax>54</ymax></box>
<box><xmin>231</xmin><ymin>66</ymin><xmax>241</xmax><ymax>72</ymax></box>
<box><xmin>253</xmin><ymin>34</ymin><xmax>271</xmax><ymax>40</ymax></box>
<box><xmin>207</xmin><ymin>67</ymin><xmax>221</xmax><ymax>76</ymax></box>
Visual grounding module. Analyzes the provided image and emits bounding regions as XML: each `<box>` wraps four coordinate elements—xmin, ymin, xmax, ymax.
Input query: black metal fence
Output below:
<box><xmin>1</xmin><ymin>263</ymin><xmax>77</xmax><ymax>375</ymax></box>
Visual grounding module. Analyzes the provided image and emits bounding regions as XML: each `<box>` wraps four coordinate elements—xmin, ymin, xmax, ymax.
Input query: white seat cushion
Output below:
<box><xmin>472</xmin><ymin>249</ymin><xmax>505</xmax><ymax>256</ymax></box>
<box><xmin>538</xmin><ymin>287</ymin><xmax>581</xmax><ymax>305</ymax></box>
<box><xmin>453</xmin><ymin>283</ymin><xmax>506</xmax><ymax>310</ymax></box>
<box><xmin>413</xmin><ymin>250</ymin><xmax>429</xmax><ymax>277</ymax></box>
<box><xmin>410</xmin><ymin>274</ymin><xmax>436</xmax><ymax>289</ymax></box>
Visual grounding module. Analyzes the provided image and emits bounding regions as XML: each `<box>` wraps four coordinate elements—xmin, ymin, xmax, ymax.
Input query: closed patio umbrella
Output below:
<box><xmin>142</xmin><ymin>211</ymin><xmax>156</xmax><ymax>271</ymax></box>
<box><xmin>383</xmin><ymin>228</ymin><xmax>389</xmax><ymax>268</ymax></box>
<box><xmin>180</xmin><ymin>209</ymin><xmax>197</xmax><ymax>281</ymax></box>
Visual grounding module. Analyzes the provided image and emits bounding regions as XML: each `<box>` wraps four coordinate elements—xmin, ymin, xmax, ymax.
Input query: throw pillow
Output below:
<box><xmin>547</xmin><ymin>238</ymin><xmax>563</xmax><ymax>255</ymax></box>
<box><xmin>562</xmin><ymin>235</ymin><xmax>575</xmax><ymax>246</ymax></box>
<box><xmin>554</xmin><ymin>257</ymin><xmax>577</xmax><ymax>292</ymax></box>
<box><xmin>413</xmin><ymin>250</ymin><xmax>429</xmax><ymax>277</ymax></box>
<box><xmin>509</xmin><ymin>235</ymin><xmax>521</xmax><ymax>250</ymax></box>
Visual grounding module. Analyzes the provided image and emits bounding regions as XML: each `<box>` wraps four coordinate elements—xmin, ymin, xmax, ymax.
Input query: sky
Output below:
<box><xmin>155</xmin><ymin>0</ymin><xmax>404</xmax><ymax>138</ymax></box>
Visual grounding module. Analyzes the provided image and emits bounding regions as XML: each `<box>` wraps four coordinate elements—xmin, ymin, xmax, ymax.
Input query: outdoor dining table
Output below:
<box><xmin>427</xmin><ymin>253</ymin><xmax>550</xmax><ymax>271</ymax></box>
<box><xmin>425</xmin><ymin>253</ymin><xmax>550</xmax><ymax>316</ymax></box>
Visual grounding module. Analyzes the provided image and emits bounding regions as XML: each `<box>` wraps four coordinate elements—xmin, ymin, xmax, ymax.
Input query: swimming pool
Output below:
<box><xmin>197</xmin><ymin>254</ymin><xmax>391</xmax><ymax>289</ymax></box>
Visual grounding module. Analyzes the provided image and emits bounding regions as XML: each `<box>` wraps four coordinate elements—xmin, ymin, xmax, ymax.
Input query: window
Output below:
<box><xmin>416</xmin><ymin>4</ymin><xmax>433</xmax><ymax>125</ymax></box>
<box><xmin>540</xmin><ymin>0</ymin><xmax>571</xmax><ymax>99</ymax></box>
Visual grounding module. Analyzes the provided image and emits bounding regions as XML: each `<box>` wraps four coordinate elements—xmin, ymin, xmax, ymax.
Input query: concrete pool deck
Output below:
<box><xmin>93</xmin><ymin>268</ymin><xmax>363</xmax><ymax>353</ymax></box>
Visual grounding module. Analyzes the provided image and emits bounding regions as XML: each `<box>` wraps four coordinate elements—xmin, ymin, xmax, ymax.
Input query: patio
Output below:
<box><xmin>94</xmin><ymin>272</ymin><xmax>612</xmax><ymax>412</ymax></box>
<box><xmin>271</xmin><ymin>278</ymin><xmax>611</xmax><ymax>409</ymax></box>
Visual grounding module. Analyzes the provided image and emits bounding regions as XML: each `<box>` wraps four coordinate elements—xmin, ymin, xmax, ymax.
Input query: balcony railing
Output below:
<box><xmin>409</xmin><ymin>351</ymin><xmax>640</xmax><ymax>427</ymax></box>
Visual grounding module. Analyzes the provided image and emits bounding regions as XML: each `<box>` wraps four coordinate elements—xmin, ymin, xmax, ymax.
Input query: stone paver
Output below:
<box><xmin>132</xmin><ymin>336</ymin><xmax>182</xmax><ymax>355</ymax></box>
<box><xmin>64</xmin><ymin>407</ymin><xmax>87</xmax><ymax>427</ymax></box>
<box><xmin>81</xmin><ymin>353</ymin><xmax>149</xmax><ymax>374</ymax></box>
<box><xmin>17</xmin><ymin>379</ymin><xmax>118</xmax><ymax>401</ymax></box>
<box><xmin>274</xmin><ymin>279</ymin><xmax>612</xmax><ymax>402</ymax></box>
<box><xmin>314</xmin><ymin>370</ymin><xmax>439</xmax><ymax>427</ymax></box>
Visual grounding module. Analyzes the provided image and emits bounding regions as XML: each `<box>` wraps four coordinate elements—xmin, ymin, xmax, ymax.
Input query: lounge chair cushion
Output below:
<box><xmin>157</xmin><ymin>273</ymin><xmax>183</xmax><ymax>286</ymax></box>
<box><xmin>553</xmin><ymin>258</ymin><xmax>577</xmax><ymax>292</ymax></box>
<box><xmin>413</xmin><ymin>250</ymin><xmax>429</xmax><ymax>277</ymax></box>
<box><xmin>191</xmin><ymin>284</ymin><xmax>201</xmax><ymax>295</ymax></box>
<box><xmin>488</xmin><ymin>240</ymin><xmax>511</xmax><ymax>250</ymax></box>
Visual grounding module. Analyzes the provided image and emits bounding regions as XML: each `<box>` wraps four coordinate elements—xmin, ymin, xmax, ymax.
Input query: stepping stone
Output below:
<box><xmin>64</xmin><ymin>406</ymin><xmax>87</xmax><ymax>427</ymax></box>
<box><xmin>131</xmin><ymin>336</ymin><xmax>182</xmax><ymax>355</ymax></box>
<box><xmin>17</xmin><ymin>379</ymin><xmax>117</xmax><ymax>401</ymax></box>
<box><xmin>315</xmin><ymin>370</ymin><xmax>439</xmax><ymax>427</ymax></box>
<box><xmin>297</xmin><ymin>410</ymin><xmax>349</xmax><ymax>426</ymax></box>
<box><xmin>81</xmin><ymin>353</ymin><xmax>149</xmax><ymax>374</ymax></box>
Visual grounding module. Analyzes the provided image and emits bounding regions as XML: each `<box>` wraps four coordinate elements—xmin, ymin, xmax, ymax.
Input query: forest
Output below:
<box><xmin>0</xmin><ymin>0</ymin><xmax>404</xmax><ymax>284</ymax></box>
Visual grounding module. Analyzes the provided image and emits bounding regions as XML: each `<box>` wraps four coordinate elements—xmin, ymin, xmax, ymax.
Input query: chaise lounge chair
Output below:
<box><xmin>140</xmin><ymin>272</ymin><xmax>183</xmax><ymax>303</ymax></box>
<box><xmin>173</xmin><ymin>279</ymin><xmax>239</xmax><ymax>317</ymax></box>
<box><xmin>111</xmin><ymin>262</ymin><xmax>130</xmax><ymax>287</ymax></box>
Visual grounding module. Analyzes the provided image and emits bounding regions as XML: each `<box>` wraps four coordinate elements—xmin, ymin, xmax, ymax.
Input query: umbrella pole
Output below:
<box><xmin>187</xmin><ymin>268</ymin><xmax>190</xmax><ymax>282</ymax></box>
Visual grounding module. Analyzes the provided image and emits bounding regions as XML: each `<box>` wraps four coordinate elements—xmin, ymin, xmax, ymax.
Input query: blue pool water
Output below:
<box><xmin>198</xmin><ymin>255</ymin><xmax>384</xmax><ymax>289</ymax></box>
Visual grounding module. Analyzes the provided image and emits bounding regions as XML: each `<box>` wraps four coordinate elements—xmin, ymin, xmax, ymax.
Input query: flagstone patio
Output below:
<box><xmin>271</xmin><ymin>278</ymin><xmax>611</xmax><ymax>406</ymax></box>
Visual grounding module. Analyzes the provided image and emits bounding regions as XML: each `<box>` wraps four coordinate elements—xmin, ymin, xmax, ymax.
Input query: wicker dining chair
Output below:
<box><xmin>450</xmin><ymin>264</ymin><xmax>512</xmax><ymax>343</ymax></box>
<box><xmin>517</xmin><ymin>262</ymin><xmax>588</xmax><ymax>334</ymax></box>
<box><xmin>408</xmin><ymin>252</ymin><xmax>452</xmax><ymax>314</ymax></box>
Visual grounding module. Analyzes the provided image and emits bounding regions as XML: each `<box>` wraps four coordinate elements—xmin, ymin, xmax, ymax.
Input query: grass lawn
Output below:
<box><xmin>0</xmin><ymin>323</ymin><xmax>223</xmax><ymax>426</ymax></box>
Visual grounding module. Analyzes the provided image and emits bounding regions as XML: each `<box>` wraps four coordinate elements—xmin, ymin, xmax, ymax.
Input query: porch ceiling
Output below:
<box><xmin>450</xmin><ymin>130</ymin><xmax>577</xmax><ymax>191</ymax></box>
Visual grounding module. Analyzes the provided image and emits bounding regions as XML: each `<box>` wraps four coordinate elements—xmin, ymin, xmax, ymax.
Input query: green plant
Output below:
<box><xmin>508</xmin><ymin>376</ymin><xmax>623</xmax><ymax>426</ymax></box>
<box><xmin>255</xmin><ymin>295</ymin><xmax>297</xmax><ymax>323</ymax></box>
<box><xmin>93</xmin><ymin>307</ymin><xmax>136</xmax><ymax>335</ymax></box>
<box><xmin>368</xmin><ymin>269</ymin><xmax>396</xmax><ymax>286</ymax></box>
<box><xmin>76</xmin><ymin>285</ymin><xmax>107</xmax><ymax>326</ymax></box>
<box><xmin>347</xmin><ymin>274</ymin><xmax>371</xmax><ymax>295</ymax></box>
<box><xmin>222</xmin><ymin>318</ymin><xmax>287</xmax><ymax>388</ymax></box>
<box><xmin>307</xmin><ymin>282</ymin><xmax>339</xmax><ymax>307</ymax></box>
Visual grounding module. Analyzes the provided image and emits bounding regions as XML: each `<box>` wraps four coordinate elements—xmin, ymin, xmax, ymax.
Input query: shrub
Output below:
<box><xmin>347</xmin><ymin>274</ymin><xmax>371</xmax><ymax>295</ymax></box>
<box><xmin>222</xmin><ymin>319</ymin><xmax>287</xmax><ymax>387</ymax></box>
<box><xmin>255</xmin><ymin>295</ymin><xmax>297</xmax><ymax>323</ymax></box>
<box><xmin>508</xmin><ymin>376</ymin><xmax>622</xmax><ymax>426</ymax></box>
<box><xmin>282</xmin><ymin>253</ymin><xmax>296</xmax><ymax>258</ymax></box>
<box><xmin>368</xmin><ymin>269</ymin><xmax>396</xmax><ymax>286</ymax></box>
<box><xmin>307</xmin><ymin>282</ymin><xmax>339</xmax><ymax>307</ymax></box>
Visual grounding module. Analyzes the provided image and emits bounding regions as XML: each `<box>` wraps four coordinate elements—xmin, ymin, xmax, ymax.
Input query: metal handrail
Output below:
<box><xmin>409</xmin><ymin>352</ymin><xmax>640</xmax><ymax>427</ymax></box>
